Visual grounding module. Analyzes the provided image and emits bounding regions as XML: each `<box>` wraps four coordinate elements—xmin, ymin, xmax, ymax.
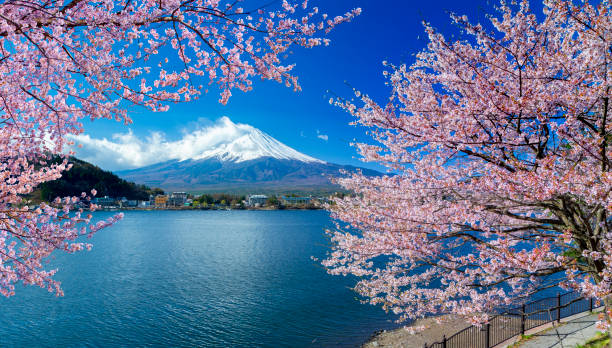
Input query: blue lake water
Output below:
<box><xmin>0</xmin><ymin>210</ymin><xmax>399</xmax><ymax>347</ymax></box>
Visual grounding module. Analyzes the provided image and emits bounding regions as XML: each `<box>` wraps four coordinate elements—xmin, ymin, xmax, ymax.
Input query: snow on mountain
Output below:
<box><xmin>191</xmin><ymin>118</ymin><xmax>324</xmax><ymax>164</ymax></box>
<box><xmin>70</xmin><ymin>116</ymin><xmax>324</xmax><ymax>171</ymax></box>
<box><xmin>113</xmin><ymin>117</ymin><xmax>382</xmax><ymax>192</ymax></box>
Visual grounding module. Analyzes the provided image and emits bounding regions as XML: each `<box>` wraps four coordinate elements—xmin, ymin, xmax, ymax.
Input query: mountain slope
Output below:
<box><xmin>32</xmin><ymin>156</ymin><xmax>156</xmax><ymax>202</ymax></box>
<box><xmin>116</xmin><ymin>157</ymin><xmax>381</xmax><ymax>193</ymax></box>
<box><xmin>113</xmin><ymin>117</ymin><xmax>383</xmax><ymax>193</ymax></box>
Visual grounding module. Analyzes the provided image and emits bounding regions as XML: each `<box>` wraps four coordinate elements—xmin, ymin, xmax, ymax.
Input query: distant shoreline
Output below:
<box><xmin>95</xmin><ymin>206</ymin><xmax>324</xmax><ymax>211</ymax></box>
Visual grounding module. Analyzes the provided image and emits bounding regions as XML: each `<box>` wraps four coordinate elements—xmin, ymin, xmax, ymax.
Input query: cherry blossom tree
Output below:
<box><xmin>0</xmin><ymin>0</ymin><xmax>360</xmax><ymax>298</ymax></box>
<box><xmin>324</xmin><ymin>0</ymin><xmax>612</xmax><ymax>331</ymax></box>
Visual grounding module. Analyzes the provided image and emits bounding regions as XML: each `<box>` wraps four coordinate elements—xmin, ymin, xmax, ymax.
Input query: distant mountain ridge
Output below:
<box><xmin>116</xmin><ymin>157</ymin><xmax>381</xmax><ymax>193</ymax></box>
<box><xmin>114</xmin><ymin>117</ymin><xmax>383</xmax><ymax>193</ymax></box>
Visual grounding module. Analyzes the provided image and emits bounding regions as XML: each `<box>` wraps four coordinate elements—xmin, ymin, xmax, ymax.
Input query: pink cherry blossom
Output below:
<box><xmin>0</xmin><ymin>0</ymin><xmax>359</xmax><ymax>297</ymax></box>
<box><xmin>324</xmin><ymin>0</ymin><xmax>612</xmax><ymax>331</ymax></box>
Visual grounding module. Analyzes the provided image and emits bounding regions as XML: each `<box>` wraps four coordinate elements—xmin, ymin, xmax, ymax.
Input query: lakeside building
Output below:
<box><xmin>154</xmin><ymin>195</ymin><xmax>168</xmax><ymax>208</ymax></box>
<box><xmin>94</xmin><ymin>196</ymin><xmax>117</xmax><ymax>208</ymax></box>
<box><xmin>281</xmin><ymin>196</ymin><xmax>312</xmax><ymax>205</ymax></box>
<box><xmin>169</xmin><ymin>192</ymin><xmax>188</xmax><ymax>206</ymax></box>
<box><xmin>247</xmin><ymin>194</ymin><xmax>268</xmax><ymax>207</ymax></box>
<box><xmin>119</xmin><ymin>197</ymin><xmax>138</xmax><ymax>208</ymax></box>
<box><xmin>148</xmin><ymin>194</ymin><xmax>156</xmax><ymax>205</ymax></box>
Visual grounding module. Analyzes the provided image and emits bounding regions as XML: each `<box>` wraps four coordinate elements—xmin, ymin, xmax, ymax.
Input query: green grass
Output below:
<box><xmin>576</xmin><ymin>332</ymin><xmax>610</xmax><ymax>348</ymax></box>
<box><xmin>507</xmin><ymin>334</ymin><xmax>535</xmax><ymax>347</ymax></box>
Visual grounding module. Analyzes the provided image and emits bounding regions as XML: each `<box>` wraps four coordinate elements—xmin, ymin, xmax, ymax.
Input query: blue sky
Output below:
<box><xmin>74</xmin><ymin>0</ymin><xmax>546</xmax><ymax>171</ymax></box>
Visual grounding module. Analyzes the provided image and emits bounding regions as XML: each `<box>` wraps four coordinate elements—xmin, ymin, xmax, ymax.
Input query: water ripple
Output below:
<box><xmin>0</xmin><ymin>211</ymin><xmax>398</xmax><ymax>347</ymax></box>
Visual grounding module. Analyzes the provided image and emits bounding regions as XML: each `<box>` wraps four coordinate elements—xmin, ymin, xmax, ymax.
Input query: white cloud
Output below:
<box><xmin>70</xmin><ymin>117</ymin><xmax>259</xmax><ymax>171</ymax></box>
<box><xmin>316</xmin><ymin>129</ymin><xmax>329</xmax><ymax>142</ymax></box>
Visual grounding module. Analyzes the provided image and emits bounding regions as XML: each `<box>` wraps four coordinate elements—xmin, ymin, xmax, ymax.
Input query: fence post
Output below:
<box><xmin>590</xmin><ymin>297</ymin><xmax>594</xmax><ymax>312</ymax></box>
<box><xmin>442</xmin><ymin>335</ymin><xmax>447</xmax><ymax>348</ymax></box>
<box><xmin>485</xmin><ymin>322</ymin><xmax>490</xmax><ymax>348</ymax></box>
<box><xmin>521</xmin><ymin>303</ymin><xmax>526</xmax><ymax>335</ymax></box>
<box><xmin>557</xmin><ymin>292</ymin><xmax>561</xmax><ymax>322</ymax></box>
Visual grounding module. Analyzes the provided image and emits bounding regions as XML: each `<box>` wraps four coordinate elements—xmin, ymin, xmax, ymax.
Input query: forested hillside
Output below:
<box><xmin>35</xmin><ymin>157</ymin><xmax>156</xmax><ymax>202</ymax></box>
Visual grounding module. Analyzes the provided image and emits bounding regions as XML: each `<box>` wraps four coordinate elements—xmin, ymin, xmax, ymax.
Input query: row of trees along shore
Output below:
<box><xmin>2</xmin><ymin>0</ymin><xmax>611</xmax><ymax>343</ymax></box>
<box><xmin>193</xmin><ymin>194</ymin><xmax>320</xmax><ymax>209</ymax></box>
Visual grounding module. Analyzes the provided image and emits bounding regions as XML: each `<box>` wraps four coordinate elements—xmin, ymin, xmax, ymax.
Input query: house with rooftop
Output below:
<box><xmin>247</xmin><ymin>194</ymin><xmax>268</xmax><ymax>207</ymax></box>
<box><xmin>281</xmin><ymin>195</ymin><xmax>312</xmax><ymax>206</ymax></box>
<box><xmin>169</xmin><ymin>192</ymin><xmax>188</xmax><ymax>206</ymax></box>
<box><xmin>94</xmin><ymin>196</ymin><xmax>117</xmax><ymax>208</ymax></box>
<box><xmin>154</xmin><ymin>195</ymin><xmax>168</xmax><ymax>208</ymax></box>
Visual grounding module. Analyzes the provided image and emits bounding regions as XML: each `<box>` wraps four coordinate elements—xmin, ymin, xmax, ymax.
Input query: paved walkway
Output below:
<box><xmin>518</xmin><ymin>313</ymin><xmax>600</xmax><ymax>348</ymax></box>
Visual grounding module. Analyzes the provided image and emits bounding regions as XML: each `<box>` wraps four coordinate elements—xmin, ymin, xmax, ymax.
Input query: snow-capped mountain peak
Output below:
<box><xmin>113</xmin><ymin>117</ymin><xmax>383</xmax><ymax>192</ymax></box>
<box><xmin>190</xmin><ymin>118</ymin><xmax>325</xmax><ymax>163</ymax></box>
<box><xmin>71</xmin><ymin>116</ymin><xmax>324</xmax><ymax>171</ymax></box>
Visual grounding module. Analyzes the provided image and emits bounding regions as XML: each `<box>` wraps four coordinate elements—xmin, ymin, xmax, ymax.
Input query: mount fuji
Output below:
<box><xmin>115</xmin><ymin>118</ymin><xmax>382</xmax><ymax>193</ymax></box>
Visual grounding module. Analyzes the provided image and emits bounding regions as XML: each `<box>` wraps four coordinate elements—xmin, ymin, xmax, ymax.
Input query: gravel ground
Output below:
<box><xmin>362</xmin><ymin>315</ymin><xmax>471</xmax><ymax>348</ymax></box>
<box><xmin>362</xmin><ymin>311</ymin><xmax>598</xmax><ymax>348</ymax></box>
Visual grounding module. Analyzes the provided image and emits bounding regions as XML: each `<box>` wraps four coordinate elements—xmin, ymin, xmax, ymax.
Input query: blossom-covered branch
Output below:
<box><xmin>0</xmin><ymin>0</ymin><xmax>359</xmax><ymax>297</ymax></box>
<box><xmin>324</xmin><ymin>0</ymin><xmax>611</xmax><ymax>330</ymax></box>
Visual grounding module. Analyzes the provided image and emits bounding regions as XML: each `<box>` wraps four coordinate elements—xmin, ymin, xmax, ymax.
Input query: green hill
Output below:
<box><xmin>34</xmin><ymin>156</ymin><xmax>160</xmax><ymax>202</ymax></box>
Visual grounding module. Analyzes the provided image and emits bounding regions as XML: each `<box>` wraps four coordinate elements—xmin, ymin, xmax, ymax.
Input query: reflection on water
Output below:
<box><xmin>0</xmin><ymin>210</ymin><xmax>398</xmax><ymax>347</ymax></box>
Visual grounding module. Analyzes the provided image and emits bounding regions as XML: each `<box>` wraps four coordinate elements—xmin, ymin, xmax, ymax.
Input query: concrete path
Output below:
<box><xmin>517</xmin><ymin>312</ymin><xmax>600</xmax><ymax>348</ymax></box>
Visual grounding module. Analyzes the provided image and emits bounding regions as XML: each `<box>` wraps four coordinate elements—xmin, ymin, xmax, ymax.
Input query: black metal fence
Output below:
<box><xmin>424</xmin><ymin>291</ymin><xmax>599</xmax><ymax>348</ymax></box>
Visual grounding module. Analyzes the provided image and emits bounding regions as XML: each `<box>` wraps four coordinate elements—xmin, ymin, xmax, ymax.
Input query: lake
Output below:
<box><xmin>0</xmin><ymin>210</ymin><xmax>399</xmax><ymax>347</ymax></box>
